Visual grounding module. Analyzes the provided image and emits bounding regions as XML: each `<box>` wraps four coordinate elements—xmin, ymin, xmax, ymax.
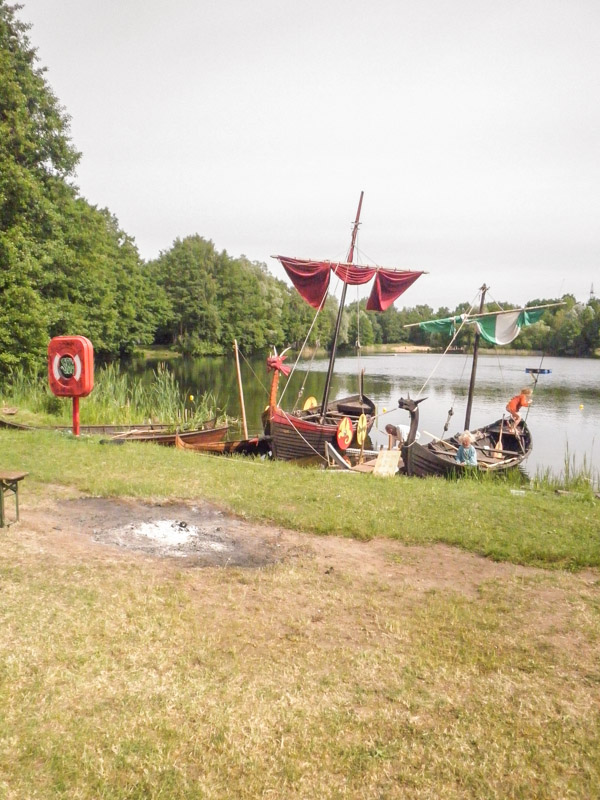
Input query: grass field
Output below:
<box><xmin>0</xmin><ymin>429</ymin><xmax>599</xmax><ymax>798</ymax></box>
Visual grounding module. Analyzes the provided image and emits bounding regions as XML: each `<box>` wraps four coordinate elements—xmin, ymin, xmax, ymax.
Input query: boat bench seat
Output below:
<box><xmin>0</xmin><ymin>470</ymin><xmax>28</xmax><ymax>528</ymax></box>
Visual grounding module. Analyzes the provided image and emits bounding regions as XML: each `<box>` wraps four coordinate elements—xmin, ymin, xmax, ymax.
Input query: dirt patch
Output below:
<box><xmin>59</xmin><ymin>496</ymin><xmax>287</xmax><ymax>568</ymax></box>
<box><xmin>12</xmin><ymin>486</ymin><xmax>582</xmax><ymax>598</ymax></box>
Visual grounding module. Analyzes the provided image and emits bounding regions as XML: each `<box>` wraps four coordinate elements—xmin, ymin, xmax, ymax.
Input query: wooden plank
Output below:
<box><xmin>372</xmin><ymin>450</ymin><xmax>402</xmax><ymax>477</ymax></box>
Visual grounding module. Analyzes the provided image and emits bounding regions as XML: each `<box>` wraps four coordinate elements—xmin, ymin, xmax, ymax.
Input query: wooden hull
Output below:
<box><xmin>402</xmin><ymin>419</ymin><xmax>532</xmax><ymax>477</ymax></box>
<box><xmin>270</xmin><ymin>394</ymin><xmax>376</xmax><ymax>461</ymax></box>
<box><xmin>113</xmin><ymin>425</ymin><xmax>228</xmax><ymax>446</ymax></box>
<box><xmin>176</xmin><ymin>434</ymin><xmax>272</xmax><ymax>456</ymax></box>
<box><xmin>0</xmin><ymin>417</ymin><xmax>218</xmax><ymax>436</ymax></box>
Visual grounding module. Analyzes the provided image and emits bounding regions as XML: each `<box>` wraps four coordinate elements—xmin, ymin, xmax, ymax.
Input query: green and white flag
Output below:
<box><xmin>472</xmin><ymin>308</ymin><xmax>545</xmax><ymax>345</ymax></box>
<box><xmin>418</xmin><ymin>307</ymin><xmax>546</xmax><ymax>344</ymax></box>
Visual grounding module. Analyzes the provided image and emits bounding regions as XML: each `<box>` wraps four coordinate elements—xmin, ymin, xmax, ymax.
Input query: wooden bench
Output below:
<box><xmin>0</xmin><ymin>471</ymin><xmax>28</xmax><ymax>528</ymax></box>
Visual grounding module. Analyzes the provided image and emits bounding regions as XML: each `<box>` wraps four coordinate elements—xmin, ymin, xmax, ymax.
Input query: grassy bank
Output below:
<box><xmin>2</xmin><ymin>429</ymin><xmax>599</xmax><ymax>570</ymax></box>
<box><xmin>0</xmin><ymin>430</ymin><xmax>599</xmax><ymax>799</ymax></box>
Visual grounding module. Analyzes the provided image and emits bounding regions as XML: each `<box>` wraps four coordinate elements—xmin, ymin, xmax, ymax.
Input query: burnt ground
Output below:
<box><xmin>14</xmin><ymin>484</ymin><xmax>591</xmax><ymax>600</ymax></box>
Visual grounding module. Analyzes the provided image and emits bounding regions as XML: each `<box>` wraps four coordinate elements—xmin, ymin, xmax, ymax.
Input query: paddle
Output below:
<box><xmin>494</xmin><ymin>417</ymin><xmax>504</xmax><ymax>460</ymax></box>
<box><xmin>422</xmin><ymin>431</ymin><xmax>458</xmax><ymax>451</ymax></box>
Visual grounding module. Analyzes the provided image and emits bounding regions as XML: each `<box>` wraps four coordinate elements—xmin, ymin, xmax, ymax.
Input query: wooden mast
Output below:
<box><xmin>233</xmin><ymin>339</ymin><xmax>248</xmax><ymax>439</ymax></box>
<box><xmin>320</xmin><ymin>191</ymin><xmax>364</xmax><ymax>423</ymax></box>
<box><xmin>464</xmin><ymin>283</ymin><xmax>487</xmax><ymax>431</ymax></box>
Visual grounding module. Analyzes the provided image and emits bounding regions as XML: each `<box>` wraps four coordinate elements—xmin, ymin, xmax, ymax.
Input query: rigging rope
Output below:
<box><xmin>278</xmin><ymin>286</ymin><xmax>330</xmax><ymax>406</ymax></box>
<box><xmin>415</xmin><ymin>292</ymin><xmax>480</xmax><ymax>399</ymax></box>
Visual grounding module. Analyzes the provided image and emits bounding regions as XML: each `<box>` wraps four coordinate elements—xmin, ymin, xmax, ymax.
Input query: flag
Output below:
<box><xmin>472</xmin><ymin>308</ymin><xmax>545</xmax><ymax>345</ymax></box>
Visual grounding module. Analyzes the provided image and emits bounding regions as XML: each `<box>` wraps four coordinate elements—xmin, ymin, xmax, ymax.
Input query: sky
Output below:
<box><xmin>19</xmin><ymin>0</ymin><xmax>600</xmax><ymax>311</ymax></box>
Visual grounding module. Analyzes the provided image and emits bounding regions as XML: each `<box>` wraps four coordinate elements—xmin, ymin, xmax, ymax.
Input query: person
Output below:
<box><xmin>506</xmin><ymin>387</ymin><xmax>533</xmax><ymax>430</ymax></box>
<box><xmin>455</xmin><ymin>430</ymin><xmax>477</xmax><ymax>466</ymax></box>
<box><xmin>385</xmin><ymin>423</ymin><xmax>419</xmax><ymax>448</ymax></box>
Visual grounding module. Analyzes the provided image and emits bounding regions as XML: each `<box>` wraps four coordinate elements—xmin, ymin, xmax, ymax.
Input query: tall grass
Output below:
<box><xmin>0</xmin><ymin>364</ymin><xmax>228</xmax><ymax>430</ymax></box>
<box><xmin>532</xmin><ymin>442</ymin><xmax>599</xmax><ymax>495</ymax></box>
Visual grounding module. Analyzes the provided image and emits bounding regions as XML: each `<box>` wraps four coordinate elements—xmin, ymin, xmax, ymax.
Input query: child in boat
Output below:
<box><xmin>506</xmin><ymin>387</ymin><xmax>533</xmax><ymax>430</ymax></box>
<box><xmin>455</xmin><ymin>431</ymin><xmax>477</xmax><ymax>466</ymax></box>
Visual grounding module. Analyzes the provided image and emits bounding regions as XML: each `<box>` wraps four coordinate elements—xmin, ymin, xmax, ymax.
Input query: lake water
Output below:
<box><xmin>138</xmin><ymin>353</ymin><xmax>600</xmax><ymax>477</ymax></box>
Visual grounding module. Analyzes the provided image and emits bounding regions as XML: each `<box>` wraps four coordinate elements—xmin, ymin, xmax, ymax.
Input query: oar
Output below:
<box><xmin>422</xmin><ymin>431</ymin><xmax>458</xmax><ymax>451</ymax></box>
<box><xmin>494</xmin><ymin>417</ymin><xmax>504</xmax><ymax>460</ymax></box>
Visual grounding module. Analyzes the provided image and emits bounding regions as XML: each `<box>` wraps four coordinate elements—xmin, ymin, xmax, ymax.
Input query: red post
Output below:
<box><xmin>73</xmin><ymin>396</ymin><xmax>80</xmax><ymax>436</ymax></box>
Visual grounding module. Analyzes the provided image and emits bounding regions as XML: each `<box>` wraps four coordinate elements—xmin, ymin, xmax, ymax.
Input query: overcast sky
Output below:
<box><xmin>20</xmin><ymin>0</ymin><xmax>600</xmax><ymax>311</ymax></box>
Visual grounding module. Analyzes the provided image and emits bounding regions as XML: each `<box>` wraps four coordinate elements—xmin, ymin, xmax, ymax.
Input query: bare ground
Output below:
<box><xmin>11</xmin><ymin>483</ymin><xmax>597</xmax><ymax>600</ymax></box>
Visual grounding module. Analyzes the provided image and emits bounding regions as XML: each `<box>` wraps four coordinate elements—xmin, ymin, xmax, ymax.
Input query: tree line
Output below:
<box><xmin>1</xmin><ymin>2</ymin><xmax>598</xmax><ymax>380</ymax></box>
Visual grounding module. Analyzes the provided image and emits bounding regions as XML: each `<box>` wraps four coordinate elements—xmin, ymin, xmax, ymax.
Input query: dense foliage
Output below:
<box><xmin>1</xmin><ymin>1</ymin><xmax>598</xmax><ymax>381</ymax></box>
<box><xmin>0</xmin><ymin>2</ymin><xmax>155</xmax><ymax>374</ymax></box>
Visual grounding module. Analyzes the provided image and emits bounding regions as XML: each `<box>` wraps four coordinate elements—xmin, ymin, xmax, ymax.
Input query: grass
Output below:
<box><xmin>2</xmin><ymin>429</ymin><xmax>600</xmax><ymax>570</ymax></box>
<box><xmin>0</xmin><ymin>429</ymin><xmax>599</xmax><ymax>798</ymax></box>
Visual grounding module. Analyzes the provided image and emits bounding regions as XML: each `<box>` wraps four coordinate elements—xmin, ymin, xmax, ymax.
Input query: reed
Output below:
<box><xmin>0</xmin><ymin>364</ymin><xmax>226</xmax><ymax>430</ymax></box>
<box><xmin>532</xmin><ymin>443</ymin><xmax>599</xmax><ymax>495</ymax></box>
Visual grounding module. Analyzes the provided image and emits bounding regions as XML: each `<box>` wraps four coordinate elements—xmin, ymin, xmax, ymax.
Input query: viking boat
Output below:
<box><xmin>266</xmin><ymin>192</ymin><xmax>425</xmax><ymax>461</ymax></box>
<box><xmin>398</xmin><ymin>396</ymin><xmax>532</xmax><ymax>476</ymax></box>
<box><xmin>109</xmin><ymin>423</ymin><xmax>228</xmax><ymax>447</ymax></box>
<box><xmin>397</xmin><ymin>285</ymin><xmax>560</xmax><ymax>477</ymax></box>
<box><xmin>175</xmin><ymin>433</ymin><xmax>272</xmax><ymax>457</ymax></box>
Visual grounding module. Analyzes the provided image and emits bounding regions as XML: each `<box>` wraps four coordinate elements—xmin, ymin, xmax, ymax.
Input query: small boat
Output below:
<box><xmin>109</xmin><ymin>424</ymin><xmax>228</xmax><ymax>446</ymax></box>
<box><xmin>175</xmin><ymin>433</ymin><xmax>272</xmax><ymax>456</ymax></box>
<box><xmin>266</xmin><ymin>192</ymin><xmax>425</xmax><ymax>462</ymax></box>
<box><xmin>0</xmin><ymin>418</ymin><xmax>174</xmax><ymax>435</ymax></box>
<box><xmin>398</xmin><ymin>396</ymin><xmax>532</xmax><ymax>476</ymax></box>
<box><xmin>397</xmin><ymin>285</ymin><xmax>558</xmax><ymax>477</ymax></box>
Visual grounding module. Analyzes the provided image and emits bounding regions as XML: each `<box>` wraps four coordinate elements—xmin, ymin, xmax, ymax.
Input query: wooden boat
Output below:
<box><xmin>110</xmin><ymin>423</ymin><xmax>228</xmax><ymax>446</ymax></box>
<box><xmin>175</xmin><ymin>433</ymin><xmax>272</xmax><ymax>456</ymax></box>
<box><xmin>0</xmin><ymin>417</ymin><xmax>221</xmax><ymax>439</ymax></box>
<box><xmin>398</xmin><ymin>396</ymin><xmax>532</xmax><ymax>476</ymax></box>
<box><xmin>396</xmin><ymin>285</ymin><xmax>556</xmax><ymax>477</ymax></box>
<box><xmin>266</xmin><ymin>192</ymin><xmax>425</xmax><ymax>462</ymax></box>
<box><xmin>0</xmin><ymin>417</ymin><xmax>173</xmax><ymax>435</ymax></box>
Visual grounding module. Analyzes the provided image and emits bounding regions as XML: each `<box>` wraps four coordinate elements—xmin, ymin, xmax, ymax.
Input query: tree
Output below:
<box><xmin>0</xmin><ymin>3</ymin><xmax>154</xmax><ymax>373</ymax></box>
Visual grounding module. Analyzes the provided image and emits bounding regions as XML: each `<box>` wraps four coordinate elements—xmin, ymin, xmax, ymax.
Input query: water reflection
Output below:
<box><xmin>135</xmin><ymin>353</ymin><xmax>600</xmax><ymax>475</ymax></box>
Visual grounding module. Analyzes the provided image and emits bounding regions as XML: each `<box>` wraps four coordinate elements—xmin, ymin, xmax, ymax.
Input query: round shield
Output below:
<box><xmin>356</xmin><ymin>413</ymin><xmax>368</xmax><ymax>446</ymax></box>
<box><xmin>303</xmin><ymin>396</ymin><xmax>318</xmax><ymax>411</ymax></box>
<box><xmin>336</xmin><ymin>416</ymin><xmax>354</xmax><ymax>450</ymax></box>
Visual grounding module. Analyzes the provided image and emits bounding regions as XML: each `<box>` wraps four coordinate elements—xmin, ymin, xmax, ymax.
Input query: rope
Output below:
<box><xmin>238</xmin><ymin>349</ymin><xmax>270</xmax><ymax>394</ymax></box>
<box><xmin>415</xmin><ymin>292</ymin><xmax>480</xmax><ymax>399</ymax></box>
<box><xmin>291</xmin><ymin>343</ymin><xmax>319</xmax><ymax>413</ymax></box>
<box><xmin>278</xmin><ymin>287</ymin><xmax>330</xmax><ymax>406</ymax></box>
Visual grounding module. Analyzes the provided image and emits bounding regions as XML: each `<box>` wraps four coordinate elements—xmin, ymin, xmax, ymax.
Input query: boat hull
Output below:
<box><xmin>113</xmin><ymin>425</ymin><xmax>229</xmax><ymax>446</ymax></box>
<box><xmin>270</xmin><ymin>394</ymin><xmax>375</xmax><ymax>461</ymax></box>
<box><xmin>176</xmin><ymin>434</ymin><xmax>271</xmax><ymax>456</ymax></box>
<box><xmin>403</xmin><ymin>419</ymin><xmax>532</xmax><ymax>477</ymax></box>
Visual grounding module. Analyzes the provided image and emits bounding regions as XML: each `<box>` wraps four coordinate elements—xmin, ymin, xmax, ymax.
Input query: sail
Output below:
<box><xmin>418</xmin><ymin>307</ymin><xmax>546</xmax><ymax>344</ymax></box>
<box><xmin>474</xmin><ymin>308</ymin><xmax>545</xmax><ymax>345</ymax></box>
<box><xmin>274</xmin><ymin>256</ymin><xmax>424</xmax><ymax>312</ymax></box>
<box><xmin>418</xmin><ymin>315</ymin><xmax>463</xmax><ymax>336</ymax></box>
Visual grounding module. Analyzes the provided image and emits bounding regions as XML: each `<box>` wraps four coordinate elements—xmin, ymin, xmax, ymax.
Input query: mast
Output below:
<box><xmin>464</xmin><ymin>284</ymin><xmax>487</xmax><ymax>430</ymax></box>
<box><xmin>320</xmin><ymin>191</ymin><xmax>364</xmax><ymax>422</ymax></box>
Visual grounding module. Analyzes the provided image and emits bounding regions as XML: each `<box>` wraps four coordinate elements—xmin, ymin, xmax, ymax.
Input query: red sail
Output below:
<box><xmin>366</xmin><ymin>268</ymin><xmax>423</xmax><ymax>312</ymax></box>
<box><xmin>275</xmin><ymin>255</ymin><xmax>424</xmax><ymax>312</ymax></box>
<box><xmin>277</xmin><ymin>257</ymin><xmax>331</xmax><ymax>309</ymax></box>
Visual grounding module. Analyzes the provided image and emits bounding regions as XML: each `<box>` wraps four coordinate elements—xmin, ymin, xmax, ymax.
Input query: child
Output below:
<box><xmin>506</xmin><ymin>387</ymin><xmax>533</xmax><ymax>430</ymax></box>
<box><xmin>455</xmin><ymin>430</ymin><xmax>477</xmax><ymax>466</ymax></box>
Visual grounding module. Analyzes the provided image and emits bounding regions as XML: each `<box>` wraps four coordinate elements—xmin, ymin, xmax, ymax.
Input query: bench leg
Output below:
<box><xmin>0</xmin><ymin>481</ymin><xmax>19</xmax><ymax>528</ymax></box>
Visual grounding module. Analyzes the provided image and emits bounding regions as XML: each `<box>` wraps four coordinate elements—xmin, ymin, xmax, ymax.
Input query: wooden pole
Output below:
<box><xmin>234</xmin><ymin>340</ymin><xmax>248</xmax><ymax>439</ymax></box>
<box><xmin>320</xmin><ymin>191</ymin><xmax>364</xmax><ymax>422</ymax></box>
<box><xmin>464</xmin><ymin>284</ymin><xmax>487</xmax><ymax>431</ymax></box>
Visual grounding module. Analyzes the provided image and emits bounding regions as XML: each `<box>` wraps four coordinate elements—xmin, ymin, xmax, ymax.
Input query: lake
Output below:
<box><xmin>137</xmin><ymin>352</ymin><xmax>600</xmax><ymax>477</ymax></box>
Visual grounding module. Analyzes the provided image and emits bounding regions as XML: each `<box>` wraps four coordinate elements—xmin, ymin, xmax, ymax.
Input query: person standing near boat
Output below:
<box><xmin>455</xmin><ymin>431</ymin><xmax>477</xmax><ymax>466</ymax></box>
<box><xmin>506</xmin><ymin>387</ymin><xmax>533</xmax><ymax>431</ymax></box>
